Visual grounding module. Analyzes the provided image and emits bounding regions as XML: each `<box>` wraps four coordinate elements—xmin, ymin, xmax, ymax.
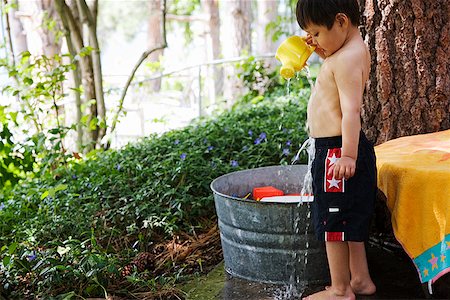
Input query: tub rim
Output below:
<box><xmin>210</xmin><ymin>164</ymin><xmax>305</xmax><ymax>205</ymax></box>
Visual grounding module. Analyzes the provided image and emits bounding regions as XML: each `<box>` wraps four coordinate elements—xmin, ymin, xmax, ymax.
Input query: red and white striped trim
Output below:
<box><xmin>325</xmin><ymin>231</ymin><xmax>345</xmax><ymax>241</ymax></box>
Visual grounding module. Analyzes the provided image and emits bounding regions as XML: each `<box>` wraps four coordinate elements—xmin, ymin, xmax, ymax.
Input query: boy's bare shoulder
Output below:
<box><xmin>332</xmin><ymin>40</ymin><xmax>370</xmax><ymax>72</ymax></box>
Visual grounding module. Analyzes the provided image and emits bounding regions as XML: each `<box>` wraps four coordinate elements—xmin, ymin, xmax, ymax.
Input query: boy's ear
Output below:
<box><xmin>335</xmin><ymin>13</ymin><xmax>349</xmax><ymax>28</ymax></box>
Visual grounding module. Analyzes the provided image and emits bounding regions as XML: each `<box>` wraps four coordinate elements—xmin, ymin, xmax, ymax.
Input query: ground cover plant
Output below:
<box><xmin>0</xmin><ymin>65</ymin><xmax>313</xmax><ymax>299</ymax></box>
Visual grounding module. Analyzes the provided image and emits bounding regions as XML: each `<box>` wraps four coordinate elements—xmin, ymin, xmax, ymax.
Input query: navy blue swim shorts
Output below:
<box><xmin>311</xmin><ymin>131</ymin><xmax>377</xmax><ymax>242</ymax></box>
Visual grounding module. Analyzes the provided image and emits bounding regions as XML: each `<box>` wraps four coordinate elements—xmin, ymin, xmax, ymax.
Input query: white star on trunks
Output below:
<box><xmin>327</xmin><ymin>153</ymin><xmax>339</xmax><ymax>165</ymax></box>
<box><xmin>327</xmin><ymin>177</ymin><xmax>341</xmax><ymax>189</ymax></box>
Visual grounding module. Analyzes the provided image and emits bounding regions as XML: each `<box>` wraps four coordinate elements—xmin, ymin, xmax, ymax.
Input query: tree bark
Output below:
<box><xmin>55</xmin><ymin>0</ymin><xmax>98</xmax><ymax>149</ymax></box>
<box><xmin>7</xmin><ymin>2</ymin><xmax>28</xmax><ymax>56</ymax></box>
<box><xmin>256</xmin><ymin>0</ymin><xmax>277</xmax><ymax>54</ymax></box>
<box><xmin>76</xmin><ymin>0</ymin><xmax>106</xmax><ymax>144</ymax></box>
<box><xmin>147</xmin><ymin>0</ymin><xmax>164</xmax><ymax>92</ymax></box>
<box><xmin>3</xmin><ymin>0</ymin><xmax>16</xmax><ymax>66</ymax></box>
<box><xmin>361</xmin><ymin>0</ymin><xmax>450</xmax><ymax>145</ymax></box>
<box><xmin>203</xmin><ymin>0</ymin><xmax>222</xmax><ymax>100</ymax></box>
<box><xmin>55</xmin><ymin>0</ymin><xmax>82</xmax><ymax>150</ymax></box>
<box><xmin>229</xmin><ymin>0</ymin><xmax>251</xmax><ymax>56</ymax></box>
<box><xmin>37</xmin><ymin>0</ymin><xmax>62</xmax><ymax>57</ymax></box>
<box><xmin>222</xmin><ymin>0</ymin><xmax>252</xmax><ymax>106</ymax></box>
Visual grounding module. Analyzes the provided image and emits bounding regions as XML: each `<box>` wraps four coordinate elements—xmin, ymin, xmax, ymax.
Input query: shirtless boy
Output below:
<box><xmin>296</xmin><ymin>0</ymin><xmax>377</xmax><ymax>299</ymax></box>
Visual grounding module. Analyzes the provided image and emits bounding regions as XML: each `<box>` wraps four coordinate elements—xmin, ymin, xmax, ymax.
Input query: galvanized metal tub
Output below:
<box><xmin>210</xmin><ymin>165</ymin><xmax>329</xmax><ymax>286</ymax></box>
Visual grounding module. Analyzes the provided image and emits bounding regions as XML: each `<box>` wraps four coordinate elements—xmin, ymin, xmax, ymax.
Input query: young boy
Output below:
<box><xmin>296</xmin><ymin>0</ymin><xmax>377</xmax><ymax>299</ymax></box>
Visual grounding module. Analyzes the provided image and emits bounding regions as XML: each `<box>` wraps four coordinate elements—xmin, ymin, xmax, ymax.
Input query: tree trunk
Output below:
<box><xmin>229</xmin><ymin>0</ymin><xmax>251</xmax><ymax>56</ymax></box>
<box><xmin>7</xmin><ymin>3</ymin><xmax>28</xmax><ymax>56</ymax></box>
<box><xmin>203</xmin><ymin>0</ymin><xmax>222</xmax><ymax>104</ymax></box>
<box><xmin>256</xmin><ymin>0</ymin><xmax>277</xmax><ymax>54</ymax></box>
<box><xmin>222</xmin><ymin>0</ymin><xmax>252</xmax><ymax>106</ymax></box>
<box><xmin>76</xmin><ymin>0</ymin><xmax>106</xmax><ymax>145</ymax></box>
<box><xmin>37</xmin><ymin>0</ymin><xmax>62</xmax><ymax>57</ymax></box>
<box><xmin>147</xmin><ymin>0</ymin><xmax>164</xmax><ymax>92</ymax></box>
<box><xmin>360</xmin><ymin>0</ymin><xmax>450</xmax><ymax>145</ymax></box>
<box><xmin>55</xmin><ymin>0</ymin><xmax>98</xmax><ymax>150</ymax></box>
<box><xmin>2</xmin><ymin>0</ymin><xmax>16</xmax><ymax>67</ymax></box>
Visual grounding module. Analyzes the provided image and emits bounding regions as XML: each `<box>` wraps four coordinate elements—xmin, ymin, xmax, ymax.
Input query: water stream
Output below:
<box><xmin>274</xmin><ymin>67</ymin><xmax>315</xmax><ymax>300</ymax></box>
<box><xmin>304</xmin><ymin>65</ymin><xmax>315</xmax><ymax>90</ymax></box>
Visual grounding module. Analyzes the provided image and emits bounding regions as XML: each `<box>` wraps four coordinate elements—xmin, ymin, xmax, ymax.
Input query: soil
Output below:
<box><xmin>184</xmin><ymin>242</ymin><xmax>450</xmax><ymax>300</ymax></box>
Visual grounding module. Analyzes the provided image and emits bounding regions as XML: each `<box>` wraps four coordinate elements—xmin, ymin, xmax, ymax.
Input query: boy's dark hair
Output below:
<box><xmin>296</xmin><ymin>0</ymin><xmax>360</xmax><ymax>30</ymax></box>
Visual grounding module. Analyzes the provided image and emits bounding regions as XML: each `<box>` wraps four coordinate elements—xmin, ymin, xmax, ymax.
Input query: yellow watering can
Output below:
<box><xmin>275</xmin><ymin>36</ymin><xmax>315</xmax><ymax>79</ymax></box>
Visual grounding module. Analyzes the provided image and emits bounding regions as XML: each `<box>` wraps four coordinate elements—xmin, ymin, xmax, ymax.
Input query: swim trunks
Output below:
<box><xmin>311</xmin><ymin>131</ymin><xmax>376</xmax><ymax>242</ymax></box>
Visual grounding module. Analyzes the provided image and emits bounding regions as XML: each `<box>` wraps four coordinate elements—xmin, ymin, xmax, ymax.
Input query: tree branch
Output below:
<box><xmin>166</xmin><ymin>13</ymin><xmax>208</xmax><ymax>22</ymax></box>
<box><xmin>3</xmin><ymin>0</ymin><xmax>16</xmax><ymax>67</ymax></box>
<box><xmin>107</xmin><ymin>0</ymin><xmax>168</xmax><ymax>148</ymax></box>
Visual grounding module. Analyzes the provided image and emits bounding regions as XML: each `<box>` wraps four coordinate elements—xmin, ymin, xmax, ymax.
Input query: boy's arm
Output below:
<box><xmin>332</xmin><ymin>52</ymin><xmax>364</xmax><ymax>180</ymax></box>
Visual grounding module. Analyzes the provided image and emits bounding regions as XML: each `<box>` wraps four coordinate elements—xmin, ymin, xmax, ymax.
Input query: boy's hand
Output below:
<box><xmin>328</xmin><ymin>156</ymin><xmax>356</xmax><ymax>180</ymax></box>
<box><xmin>303</xmin><ymin>35</ymin><xmax>326</xmax><ymax>58</ymax></box>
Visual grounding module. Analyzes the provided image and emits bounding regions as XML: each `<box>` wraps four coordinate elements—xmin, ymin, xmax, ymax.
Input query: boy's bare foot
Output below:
<box><xmin>350</xmin><ymin>278</ymin><xmax>376</xmax><ymax>295</ymax></box>
<box><xmin>325</xmin><ymin>280</ymin><xmax>376</xmax><ymax>296</ymax></box>
<box><xmin>303</xmin><ymin>286</ymin><xmax>355</xmax><ymax>300</ymax></box>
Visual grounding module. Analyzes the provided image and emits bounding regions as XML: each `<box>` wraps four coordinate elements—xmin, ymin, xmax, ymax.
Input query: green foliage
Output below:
<box><xmin>265</xmin><ymin>0</ymin><xmax>300</xmax><ymax>42</ymax></box>
<box><xmin>0</xmin><ymin>51</ymin><xmax>82</xmax><ymax>193</ymax></box>
<box><xmin>97</xmin><ymin>0</ymin><xmax>201</xmax><ymax>49</ymax></box>
<box><xmin>0</xmin><ymin>46</ymin><xmax>114</xmax><ymax>191</ymax></box>
<box><xmin>168</xmin><ymin>0</ymin><xmax>200</xmax><ymax>15</ymax></box>
<box><xmin>236</xmin><ymin>55</ymin><xmax>314</xmax><ymax>104</ymax></box>
<box><xmin>167</xmin><ymin>0</ymin><xmax>201</xmax><ymax>45</ymax></box>
<box><xmin>0</xmin><ymin>106</ymin><xmax>35</xmax><ymax>194</ymax></box>
<box><xmin>0</xmin><ymin>80</ymin><xmax>312</xmax><ymax>297</ymax></box>
<box><xmin>97</xmin><ymin>1</ymin><xmax>149</xmax><ymax>45</ymax></box>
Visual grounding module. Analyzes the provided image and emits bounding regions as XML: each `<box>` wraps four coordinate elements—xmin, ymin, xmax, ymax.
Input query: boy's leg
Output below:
<box><xmin>303</xmin><ymin>242</ymin><xmax>355</xmax><ymax>300</ymax></box>
<box><xmin>326</xmin><ymin>241</ymin><xmax>354</xmax><ymax>296</ymax></box>
<box><xmin>348</xmin><ymin>242</ymin><xmax>376</xmax><ymax>295</ymax></box>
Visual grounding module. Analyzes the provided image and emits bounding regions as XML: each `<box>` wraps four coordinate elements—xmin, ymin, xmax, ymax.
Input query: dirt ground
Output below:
<box><xmin>185</xmin><ymin>242</ymin><xmax>450</xmax><ymax>300</ymax></box>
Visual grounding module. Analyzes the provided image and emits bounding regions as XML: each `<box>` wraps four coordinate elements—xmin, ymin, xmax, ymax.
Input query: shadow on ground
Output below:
<box><xmin>183</xmin><ymin>243</ymin><xmax>450</xmax><ymax>300</ymax></box>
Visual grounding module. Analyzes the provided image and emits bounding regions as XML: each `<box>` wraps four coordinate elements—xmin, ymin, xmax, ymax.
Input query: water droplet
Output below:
<box><xmin>304</xmin><ymin>65</ymin><xmax>315</xmax><ymax>89</ymax></box>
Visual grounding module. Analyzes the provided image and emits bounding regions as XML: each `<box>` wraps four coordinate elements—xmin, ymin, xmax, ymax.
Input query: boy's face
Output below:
<box><xmin>304</xmin><ymin>15</ymin><xmax>348</xmax><ymax>57</ymax></box>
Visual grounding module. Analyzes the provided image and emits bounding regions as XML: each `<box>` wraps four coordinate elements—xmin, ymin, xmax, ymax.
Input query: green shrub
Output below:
<box><xmin>0</xmin><ymin>84</ymin><xmax>311</xmax><ymax>298</ymax></box>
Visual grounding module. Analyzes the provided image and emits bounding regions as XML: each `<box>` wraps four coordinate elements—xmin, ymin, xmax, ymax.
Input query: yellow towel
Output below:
<box><xmin>375</xmin><ymin>130</ymin><xmax>450</xmax><ymax>283</ymax></box>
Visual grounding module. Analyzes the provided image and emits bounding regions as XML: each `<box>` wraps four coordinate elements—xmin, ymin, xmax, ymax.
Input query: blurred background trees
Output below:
<box><xmin>0</xmin><ymin>0</ymin><xmax>298</xmax><ymax>192</ymax></box>
<box><xmin>1</xmin><ymin>0</ymin><xmax>449</xmax><ymax>190</ymax></box>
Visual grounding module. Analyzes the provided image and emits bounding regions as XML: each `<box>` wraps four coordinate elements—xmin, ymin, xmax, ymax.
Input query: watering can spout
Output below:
<box><xmin>275</xmin><ymin>36</ymin><xmax>315</xmax><ymax>79</ymax></box>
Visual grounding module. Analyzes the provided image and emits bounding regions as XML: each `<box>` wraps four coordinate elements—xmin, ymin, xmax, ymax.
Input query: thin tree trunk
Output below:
<box><xmin>77</xmin><ymin>0</ymin><xmax>105</xmax><ymax>145</ymax></box>
<box><xmin>2</xmin><ymin>0</ymin><xmax>39</xmax><ymax>131</ymax></box>
<box><xmin>230</xmin><ymin>0</ymin><xmax>251</xmax><ymax>56</ymax></box>
<box><xmin>256</xmin><ymin>0</ymin><xmax>277</xmax><ymax>54</ymax></box>
<box><xmin>222</xmin><ymin>0</ymin><xmax>252</xmax><ymax>106</ymax></box>
<box><xmin>147</xmin><ymin>0</ymin><xmax>164</xmax><ymax>92</ymax></box>
<box><xmin>7</xmin><ymin>3</ymin><xmax>28</xmax><ymax>55</ymax></box>
<box><xmin>55</xmin><ymin>0</ymin><xmax>98</xmax><ymax>150</ymax></box>
<box><xmin>38</xmin><ymin>0</ymin><xmax>62</xmax><ymax>57</ymax></box>
<box><xmin>361</xmin><ymin>0</ymin><xmax>450</xmax><ymax>145</ymax></box>
<box><xmin>3</xmin><ymin>0</ymin><xmax>16</xmax><ymax>66</ymax></box>
<box><xmin>203</xmin><ymin>0</ymin><xmax>222</xmax><ymax>100</ymax></box>
<box><xmin>55</xmin><ymin>0</ymin><xmax>83</xmax><ymax>151</ymax></box>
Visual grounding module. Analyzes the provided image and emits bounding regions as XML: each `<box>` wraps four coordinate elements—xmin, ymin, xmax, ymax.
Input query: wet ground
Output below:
<box><xmin>184</xmin><ymin>243</ymin><xmax>450</xmax><ymax>300</ymax></box>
